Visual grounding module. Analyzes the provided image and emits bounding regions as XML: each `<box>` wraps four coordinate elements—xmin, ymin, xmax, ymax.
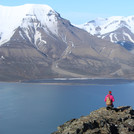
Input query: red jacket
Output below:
<box><xmin>104</xmin><ymin>94</ymin><xmax>115</xmax><ymax>105</ymax></box>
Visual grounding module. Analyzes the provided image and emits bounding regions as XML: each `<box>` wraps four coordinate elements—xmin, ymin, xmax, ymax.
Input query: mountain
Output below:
<box><xmin>77</xmin><ymin>16</ymin><xmax>134</xmax><ymax>52</ymax></box>
<box><xmin>1</xmin><ymin>4</ymin><xmax>134</xmax><ymax>81</ymax></box>
<box><xmin>53</xmin><ymin>106</ymin><xmax>134</xmax><ymax>134</ymax></box>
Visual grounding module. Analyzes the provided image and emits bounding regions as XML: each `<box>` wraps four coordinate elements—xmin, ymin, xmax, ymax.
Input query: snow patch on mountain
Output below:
<box><xmin>123</xmin><ymin>32</ymin><xmax>134</xmax><ymax>43</ymax></box>
<box><xmin>0</xmin><ymin>4</ymin><xmax>59</xmax><ymax>45</ymax></box>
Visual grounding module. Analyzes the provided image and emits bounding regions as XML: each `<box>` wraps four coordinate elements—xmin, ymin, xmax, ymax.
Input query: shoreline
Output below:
<box><xmin>22</xmin><ymin>78</ymin><xmax>134</xmax><ymax>85</ymax></box>
<box><xmin>0</xmin><ymin>78</ymin><xmax>134</xmax><ymax>85</ymax></box>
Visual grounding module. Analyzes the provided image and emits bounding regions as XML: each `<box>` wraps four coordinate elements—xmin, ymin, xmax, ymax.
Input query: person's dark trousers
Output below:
<box><xmin>106</xmin><ymin>104</ymin><xmax>114</xmax><ymax>110</ymax></box>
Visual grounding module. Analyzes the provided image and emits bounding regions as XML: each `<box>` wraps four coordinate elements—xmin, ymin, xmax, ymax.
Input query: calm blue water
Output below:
<box><xmin>0</xmin><ymin>82</ymin><xmax>134</xmax><ymax>134</ymax></box>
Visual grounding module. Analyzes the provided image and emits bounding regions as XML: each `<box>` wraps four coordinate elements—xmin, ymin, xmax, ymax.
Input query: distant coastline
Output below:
<box><xmin>23</xmin><ymin>78</ymin><xmax>134</xmax><ymax>85</ymax></box>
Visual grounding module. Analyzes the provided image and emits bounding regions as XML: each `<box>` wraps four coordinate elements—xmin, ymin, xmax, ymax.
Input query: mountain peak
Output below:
<box><xmin>0</xmin><ymin>4</ymin><xmax>58</xmax><ymax>45</ymax></box>
<box><xmin>78</xmin><ymin>15</ymin><xmax>134</xmax><ymax>34</ymax></box>
<box><xmin>77</xmin><ymin>15</ymin><xmax>134</xmax><ymax>48</ymax></box>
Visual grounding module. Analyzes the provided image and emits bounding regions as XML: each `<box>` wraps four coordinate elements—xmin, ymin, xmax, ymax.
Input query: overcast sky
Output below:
<box><xmin>0</xmin><ymin>0</ymin><xmax>134</xmax><ymax>24</ymax></box>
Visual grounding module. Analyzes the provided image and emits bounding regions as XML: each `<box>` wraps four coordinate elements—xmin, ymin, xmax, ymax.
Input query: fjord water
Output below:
<box><xmin>0</xmin><ymin>82</ymin><xmax>134</xmax><ymax>134</ymax></box>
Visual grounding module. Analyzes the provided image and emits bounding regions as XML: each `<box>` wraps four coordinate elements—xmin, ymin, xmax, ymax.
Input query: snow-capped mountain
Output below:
<box><xmin>77</xmin><ymin>16</ymin><xmax>134</xmax><ymax>51</ymax></box>
<box><xmin>1</xmin><ymin>4</ymin><xmax>134</xmax><ymax>81</ymax></box>
<box><xmin>0</xmin><ymin>4</ymin><xmax>58</xmax><ymax>44</ymax></box>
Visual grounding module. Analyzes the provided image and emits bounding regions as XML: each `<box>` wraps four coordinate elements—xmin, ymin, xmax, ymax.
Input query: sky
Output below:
<box><xmin>0</xmin><ymin>0</ymin><xmax>134</xmax><ymax>24</ymax></box>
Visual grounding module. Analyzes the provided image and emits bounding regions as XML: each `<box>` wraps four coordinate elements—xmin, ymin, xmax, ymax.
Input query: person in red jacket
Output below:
<box><xmin>104</xmin><ymin>91</ymin><xmax>115</xmax><ymax>110</ymax></box>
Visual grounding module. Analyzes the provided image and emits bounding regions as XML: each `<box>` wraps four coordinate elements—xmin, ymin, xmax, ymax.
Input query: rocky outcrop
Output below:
<box><xmin>52</xmin><ymin>106</ymin><xmax>134</xmax><ymax>134</ymax></box>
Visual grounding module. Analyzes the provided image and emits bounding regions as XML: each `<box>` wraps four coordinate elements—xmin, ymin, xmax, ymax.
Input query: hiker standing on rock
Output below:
<box><xmin>104</xmin><ymin>91</ymin><xmax>115</xmax><ymax>110</ymax></box>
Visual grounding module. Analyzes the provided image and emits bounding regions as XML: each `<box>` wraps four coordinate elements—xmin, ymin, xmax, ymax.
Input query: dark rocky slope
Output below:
<box><xmin>53</xmin><ymin>106</ymin><xmax>134</xmax><ymax>134</ymax></box>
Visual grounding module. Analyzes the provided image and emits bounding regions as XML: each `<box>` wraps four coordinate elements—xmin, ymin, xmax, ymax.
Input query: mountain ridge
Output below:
<box><xmin>77</xmin><ymin>16</ymin><xmax>134</xmax><ymax>52</ymax></box>
<box><xmin>1</xmin><ymin>4</ymin><xmax>134</xmax><ymax>81</ymax></box>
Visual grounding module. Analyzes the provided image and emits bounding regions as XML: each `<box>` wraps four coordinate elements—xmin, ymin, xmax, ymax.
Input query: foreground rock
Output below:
<box><xmin>52</xmin><ymin>106</ymin><xmax>134</xmax><ymax>134</ymax></box>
